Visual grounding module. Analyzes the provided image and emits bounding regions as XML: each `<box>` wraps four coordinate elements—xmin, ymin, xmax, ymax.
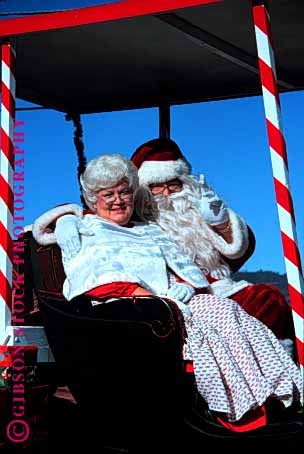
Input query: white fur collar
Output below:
<box><xmin>32</xmin><ymin>203</ymin><xmax>83</xmax><ymax>245</ymax></box>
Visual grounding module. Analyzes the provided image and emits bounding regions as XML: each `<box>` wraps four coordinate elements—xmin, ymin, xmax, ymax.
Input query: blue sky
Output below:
<box><xmin>0</xmin><ymin>0</ymin><xmax>115</xmax><ymax>14</ymax></box>
<box><xmin>1</xmin><ymin>1</ymin><xmax>304</xmax><ymax>274</ymax></box>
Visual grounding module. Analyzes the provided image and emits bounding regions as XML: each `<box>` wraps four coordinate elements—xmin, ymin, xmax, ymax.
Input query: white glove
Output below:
<box><xmin>160</xmin><ymin>283</ymin><xmax>194</xmax><ymax>317</ymax></box>
<box><xmin>55</xmin><ymin>215</ymin><xmax>83</xmax><ymax>257</ymax></box>
<box><xmin>197</xmin><ymin>175</ymin><xmax>229</xmax><ymax>226</ymax></box>
<box><xmin>166</xmin><ymin>283</ymin><xmax>195</xmax><ymax>303</ymax></box>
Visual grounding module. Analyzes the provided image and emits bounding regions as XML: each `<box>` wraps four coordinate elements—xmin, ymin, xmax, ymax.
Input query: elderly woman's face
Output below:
<box><xmin>95</xmin><ymin>179</ymin><xmax>134</xmax><ymax>225</ymax></box>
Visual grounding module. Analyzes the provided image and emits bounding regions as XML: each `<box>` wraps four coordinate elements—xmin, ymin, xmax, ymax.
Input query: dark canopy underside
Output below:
<box><xmin>2</xmin><ymin>0</ymin><xmax>304</xmax><ymax>113</ymax></box>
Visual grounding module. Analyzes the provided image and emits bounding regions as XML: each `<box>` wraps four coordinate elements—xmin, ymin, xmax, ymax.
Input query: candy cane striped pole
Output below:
<box><xmin>252</xmin><ymin>1</ymin><xmax>304</xmax><ymax>373</ymax></box>
<box><xmin>0</xmin><ymin>42</ymin><xmax>16</xmax><ymax>343</ymax></box>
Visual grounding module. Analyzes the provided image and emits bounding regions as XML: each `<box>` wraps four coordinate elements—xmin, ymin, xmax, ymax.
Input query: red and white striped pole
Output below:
<box><xmin>252</xmin><ymin>1</ymin><xmax>304</xmax><ymax>373</ymax></box>
<box><xmin>0</xmin><ymin>42</ymin><xmax>16</xmax><ymax>342</ymax></box>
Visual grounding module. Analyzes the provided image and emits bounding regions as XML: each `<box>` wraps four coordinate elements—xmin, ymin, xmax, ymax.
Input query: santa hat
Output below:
<box><xmin>130</xmin><ymin>138</ymin><xmax>191</xmax><ymax>186</ymax></box>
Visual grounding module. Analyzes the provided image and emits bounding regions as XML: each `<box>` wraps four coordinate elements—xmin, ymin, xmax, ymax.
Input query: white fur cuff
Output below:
<box><xmin>204</xmin><ymin>209</ymin><xmax>249</xmax><ymax>259</ymax></box>
<box><xmin>210</xmin><ymin>278</ymin><xmax>250</xmax><ymax>298</ymax></box>
<box><xmin>32</xmin><ymin>203</ymin><xmax>83</xmax><ymax>246</ymax></box>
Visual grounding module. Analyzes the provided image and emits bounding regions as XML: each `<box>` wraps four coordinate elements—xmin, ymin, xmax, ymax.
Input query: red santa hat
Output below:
<box><xmin>130</xmin><ymin>138</ymin><xmax>192</xmax><ymax>186</ymax></box>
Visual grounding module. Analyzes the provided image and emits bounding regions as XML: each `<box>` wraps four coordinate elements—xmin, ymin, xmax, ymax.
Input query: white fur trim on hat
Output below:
<box><xmin>32</xmin><ymin>203</ymin><xmax>83</xmax><ymax>246</ymax></box>
<box><xmin>138</xmin><ymin>159</ymin><xmax>191</xmax><ymax>186</ymax></box>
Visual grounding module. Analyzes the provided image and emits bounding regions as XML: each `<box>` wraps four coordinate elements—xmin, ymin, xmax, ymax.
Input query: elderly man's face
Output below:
<box><xmin>149</xmin><ymin>178</ymin><xmax>183</xmax><ymax>197</ymax></box>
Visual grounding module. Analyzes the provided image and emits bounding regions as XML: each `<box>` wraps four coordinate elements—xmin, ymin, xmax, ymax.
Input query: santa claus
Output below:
<box><xmin>130</xmin><ymin>138</ymin><xmax>295</xmax><ymax>349</ymax></box>
<box><xmin>32</xmin><ymin>138</ymin><xmax>295</xmax><ymax>353</ymax></box>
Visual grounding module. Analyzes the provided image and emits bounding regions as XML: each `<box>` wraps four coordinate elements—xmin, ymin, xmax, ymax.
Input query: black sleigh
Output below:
<box><xmin>19</xmin><ymin>227</ymin><xmax>303</xmax><ymax>452</ymax></box>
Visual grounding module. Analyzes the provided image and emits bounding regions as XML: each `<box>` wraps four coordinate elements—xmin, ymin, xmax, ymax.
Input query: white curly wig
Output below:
<box><xmin>80</xmin><ymin>153</ymin><xmax>139</xmax><ymax>211</ymax></box>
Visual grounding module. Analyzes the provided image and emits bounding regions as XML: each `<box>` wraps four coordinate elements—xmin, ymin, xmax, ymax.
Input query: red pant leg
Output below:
<box><xmin>231</xmin><ymin>284</ymin><xmax>295</xmax><ymax>339</ymax></box>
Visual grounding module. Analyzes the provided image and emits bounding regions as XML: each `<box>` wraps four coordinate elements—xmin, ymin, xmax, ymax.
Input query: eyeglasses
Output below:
<box><xmin>97</xmin><ymin>188</ymin><xmax>133</xmax><ymax>205</ymax></box>
<box><xmin>149</xmin><ymin>180</ymin><xmax>183</xmax><ymax>195</ymax></box>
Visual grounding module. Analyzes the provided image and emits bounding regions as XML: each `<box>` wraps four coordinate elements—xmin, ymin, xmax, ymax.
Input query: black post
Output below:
<box><xmin>159</xmin><ymin>102</ymin><xmax>171</xmax><ymax>139</ymax></box>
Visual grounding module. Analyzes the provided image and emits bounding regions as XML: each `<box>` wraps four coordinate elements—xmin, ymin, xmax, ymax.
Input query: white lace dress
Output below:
<box><xmin>181</xmin><ymin>293</ymin><xmax>303</xmax><ymax>422</ymax></box>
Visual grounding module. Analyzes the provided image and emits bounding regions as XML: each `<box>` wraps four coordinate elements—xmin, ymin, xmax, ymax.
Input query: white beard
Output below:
<box><xmin>150</xmin><ymin>183</ymin><xmax>231</xmax><ymax>278</ymax></box>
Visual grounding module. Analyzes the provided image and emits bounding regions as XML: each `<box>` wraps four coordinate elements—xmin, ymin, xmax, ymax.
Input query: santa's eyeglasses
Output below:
<box><xmin>149</xmin><ymin>179</ymin><xmax>183</xmax><ymax>195</ymax></box>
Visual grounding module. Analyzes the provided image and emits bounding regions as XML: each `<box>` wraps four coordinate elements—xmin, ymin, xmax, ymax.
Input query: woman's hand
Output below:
<box><xmin>166</xmin><ymin>282</ymin><xmax>195</xmax><ymax>303</ymax></box>
<box><xmin>55</xmin><ymin>215</ymin><xmax>81</xmax><ymax>257</ymax></box>
<box><xmin>165</xmin><ymin>283</ymin><xmax>194</xmax><ymax>316</ymax></box>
